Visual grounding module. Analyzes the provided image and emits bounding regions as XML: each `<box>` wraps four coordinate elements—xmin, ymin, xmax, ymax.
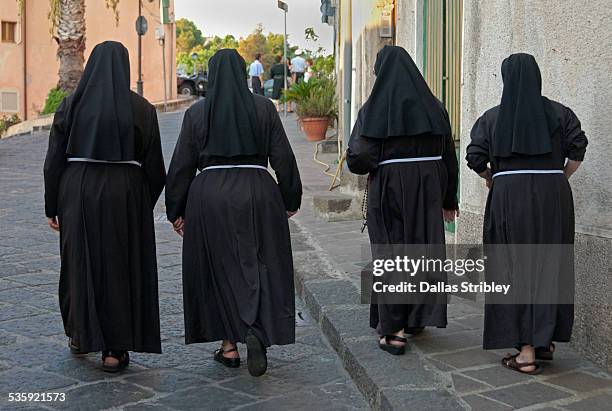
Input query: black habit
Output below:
<box><xmin>43</xmin><ymin>41</ymin><xmax>166</xmax><ymax>353</ymax></box>
<box><xmin>347</xmin><ymin>46</ymin><xmax>459</xmax><ymax>335</ymax></box>
<box><xmin>269</xmin><ymin>63</ymin><xmax>290</xmax><ymax>100</ymax></box>
<box><xmin>165</xmin><ymin>49</ymin><xmax>302</xmax><ymax>347</ymax></box>
<box><xmin>466</xmin><ymin>53</ymin><xmax>588</xmax><ymax>350</ymax></box>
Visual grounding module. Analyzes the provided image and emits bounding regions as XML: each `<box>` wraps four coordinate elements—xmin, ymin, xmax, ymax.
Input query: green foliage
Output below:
<box><xmin>305</xmin><ymin>27</ymin><xmax>319</xmax><ymax>42</ymax></box>
<box><xmin>176</xmin><ymin>18</ymin><xmax>204</xmax><ymax>54</ymax></box>
<box><xmin>284</xmin><ymin>77</ymin><xmax>337</xmax><ymax>119</ymax></box>
<box><xmin>41</xmin><ymin>87</ymin><xmax>69</xmax><ymax>115</ymax></box>
<box><xmin>177</xmin><ymin>34</ymin><xmax>239</xmax><ymax>74</ymax></box>
<box><xmin>176</xmin><ymin>22</ymin><xmax>298</xmax><ymax>80</ymax></box>
<box><xmin>312</xmin><ymin>55</ymin><xmax>335</xmax><ymax>77</ymax></box>
<box><xmin>0</xmin><ymin>114</ymin><xmax>21</xmax><ymax>136</ymax></box>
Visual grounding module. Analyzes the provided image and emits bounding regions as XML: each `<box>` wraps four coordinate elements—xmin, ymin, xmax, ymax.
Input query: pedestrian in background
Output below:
<box><xmin>291</xmin><ymin>49</ymin><xmax>306</xmax><ymax>84</ymax></box>
<box><xmin>304</xmin><ymin>58</ymin><xmax>315</xmax><ymax>83</ymax></box>
<box><xmin>347</xmin><ymin>45</ymin><xmax>459</xmax><ymax>356</ymax></box>
<box><xmin>466</xmin><ymin>53</ymin><xmax>587</xmax><ymax>374</ymax></box>
<box><xmin>43</xmin><ymin>41</ymin><xmax>166</xmax><ymax>372</ymax></box>
<box><xmin>249</xmin><ymin>53</ymin><xmax>265</xmax><ymax>95</ymax></box>
<box><xmin>270</xmin><ymin>55</ymin><xmax>291</xmax><ymax>111</ymax></box>
<box><xmin>165</xmin><ymin>49</ymin><xmax>302</xmax><ymax>377</ymax></box>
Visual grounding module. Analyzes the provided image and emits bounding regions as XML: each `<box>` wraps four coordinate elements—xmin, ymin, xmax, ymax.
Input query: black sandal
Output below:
<box><xmin>214</xmin><ymin>346</ymin><xmax>240</xmax><ymax>368</ymax></box>
<box><xmin>379</xmin><ymin>335</ymin><xmax>407</xmax><ymax>355</ymax></box>
<box><xmin>68</xmin><ymin>339</ymin><xmax>88</xmax><ymax>356</ymax></box>
<box><xmin>102</xmin><ymin>350</ymin><xmax>129</xmax><ymax>373</ymax></box>
<box><xmin>246</xmin><ymin>329</ymin><xmax>267</xmax><ymax>377</ymax></box>
<box><xmin>536</xmin><ymin>343</ymin><xmax>555</xmax><ymax>361</ymax></box>
<box><xmin>501</xmin><ymin>353</ymin><xmax>541</xmax><ymax>375</ymax></box>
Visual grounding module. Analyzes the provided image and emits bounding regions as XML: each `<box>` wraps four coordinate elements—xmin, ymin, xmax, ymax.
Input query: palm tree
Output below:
<box><xmin>50</xmin><ymin>0</ymin><xmax>86</xmax><ymax>92</ymax></box>
<box><xmin>47</xmin><ymin>0</ymin><xmax>119</xmax><ymax>92</ymax></box>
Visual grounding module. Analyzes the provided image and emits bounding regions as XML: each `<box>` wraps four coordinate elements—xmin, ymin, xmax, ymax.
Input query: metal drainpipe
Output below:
<box><xmin>342</xmin><ymin>0</ymin><xmax>352</xmax><ymax>148</ymax></box>
<box><xmin>22</xmin><ymin>0</ymin><xmax>28</xmax><ymax>120</ymax></box>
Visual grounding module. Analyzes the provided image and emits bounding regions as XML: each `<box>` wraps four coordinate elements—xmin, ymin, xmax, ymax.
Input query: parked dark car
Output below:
<box><xmin>177</xmin><ymin>72</ymin><xmax>208</xmax><ymax>97</ymax></box>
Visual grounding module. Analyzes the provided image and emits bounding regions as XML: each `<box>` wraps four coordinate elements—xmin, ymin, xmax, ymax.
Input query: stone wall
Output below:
<box><xmin>458</xmin><ymin>0</ymin><xmax>612</xmax><ymax>370</ymax></box>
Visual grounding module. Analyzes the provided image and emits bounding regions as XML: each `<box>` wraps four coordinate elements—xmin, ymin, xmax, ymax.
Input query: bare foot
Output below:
<box><xmin>221</xmin><ymin>340</ymin><xmax>239</xmax><ymax>359</ymax></box>
<box><xmin>379</xmin><ymin>330</ymin><xmax>406</xmax><ymax>347</ymax></box>
<box><xmin>516</xmin><ymin>345</ymin><xmax>536</xmax><ymax>372</ymax></box>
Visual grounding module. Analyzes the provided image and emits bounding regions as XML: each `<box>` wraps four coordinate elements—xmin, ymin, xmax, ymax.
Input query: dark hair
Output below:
<box><xmin>255</xmin><ymin>53</ymin><xmax>261</xmax><ymax>60</ymax></box>
<box><xmin>306</xmin><ymin>58</ymin><xmax>314</xmax><ymax>65</ymax></box>
<box><xmin>276</xmin><ymin>55</ymin><xmax>282</xmax><ymax>63</ymax></box>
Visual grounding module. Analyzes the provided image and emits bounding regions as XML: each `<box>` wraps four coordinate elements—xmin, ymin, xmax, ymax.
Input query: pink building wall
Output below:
<box><xmin>0</xmin><ymin>0</ymin><xmax>177</xmax><ymax>120</ymax></box>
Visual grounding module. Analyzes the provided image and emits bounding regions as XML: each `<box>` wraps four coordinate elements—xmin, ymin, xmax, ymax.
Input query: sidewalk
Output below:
<box><xmin>281</xmin><ymin>113</ymin><xmax>612</xmax><ymax>410</ymax></box>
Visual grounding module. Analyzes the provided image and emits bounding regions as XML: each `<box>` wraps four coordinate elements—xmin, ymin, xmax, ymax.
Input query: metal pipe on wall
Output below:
<box><xmin>22</xmin><ymin>0</ymin><xmax>27</xmax><ymax>120</ymax></box>
<box><xmin>342</xmin><ymin>0</ymin><xmax>352</xmax><ymax>147</ymax></box>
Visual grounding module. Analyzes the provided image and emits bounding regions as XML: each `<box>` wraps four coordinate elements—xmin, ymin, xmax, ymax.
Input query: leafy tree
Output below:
<box><xmin>177</xmin><ymin>35</ymin><xmax>239</xmax><ymax>74</ymax></box>
<box><xmin>176</xmin><ymin>18</ymin><xmax>204</xmax><ymax>54</ymax></box>
<box><xmin>237</xmin><ymin>24</ymin><xmax>267</xmax><ymax>66</ymax></box>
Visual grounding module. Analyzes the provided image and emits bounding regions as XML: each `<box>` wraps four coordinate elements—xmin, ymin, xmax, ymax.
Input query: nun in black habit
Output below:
<box><xmin>347</xmin><ymin>46</ymin><xmax>459</xmax><ymax>355</ymax></box>
<box><xmin>165</xmin><ymin>49</ymin><xmax>302</xmax><ymax>377</ymax></box>
<box><xmin>43</xmin><ymin>41</ymin><xmax>166</xmax><ymax>372</ymax></box>
<box><xmin>466</xmin><ymin>53</ymin><xmax>587</xmax><ymax>374</ymax></box>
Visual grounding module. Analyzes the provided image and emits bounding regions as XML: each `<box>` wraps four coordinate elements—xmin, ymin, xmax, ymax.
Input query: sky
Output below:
<box><xmin>174</xmin><ymin>0</ymin><xmax>334</xmax><ymax>53</ymax></box>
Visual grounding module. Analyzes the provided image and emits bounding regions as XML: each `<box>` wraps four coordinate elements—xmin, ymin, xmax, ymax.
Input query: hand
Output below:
<box><xmin>172</xmin><ymin>217</ymin><xmax>184</xmax><ymax>237</ymax></box>
<box><xmin>478</xmin><ymin>168</ymin><xmax>493</xmax><ymax>189</ymax></box>
<box><xmin>287</xmin><ymin>211</ymin><xmax>297</xmax><ymax>218</ymax></box>
<box><xmin>48</xmin><ymin>217</ymin><xmax>60</xmax><ymax>232</ymax></box>
<box><xmin>443</xmin><ymin>209</ymin><xmax>459</xmax><ymax>223</ymax></box>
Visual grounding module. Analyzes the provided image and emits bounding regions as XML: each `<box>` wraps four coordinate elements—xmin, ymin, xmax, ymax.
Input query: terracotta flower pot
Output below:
<box><xmin>301</xmin><ymin>117</ymin><xmax>329</xmax><ymax>142</ymax></box>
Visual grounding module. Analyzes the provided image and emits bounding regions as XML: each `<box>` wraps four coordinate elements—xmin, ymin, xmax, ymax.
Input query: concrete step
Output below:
<box><xmin>312</xmin><ymin>192</ymin><xmax>362</xmax><ymax>222</ymax></box>
<box><xmin>317</xmin><ymin>139</ymin><xmax>340</xmax><ymax>154</ymax></box>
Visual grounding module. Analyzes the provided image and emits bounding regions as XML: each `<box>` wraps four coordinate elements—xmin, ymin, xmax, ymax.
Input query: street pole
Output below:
<box><xmin>278</xmin><ymin>1</ymin><xmax>289</xmax><ymax>117</ymax></box>
<box><xmin>283</xmin><ymin>9</ymin><xmax>287</xmax><ymax>117</ymax></box>
<box><xmin>157</xmin><ymin>28</ymin><xmax>167</xmax><ymax>112</ymax></box>
<box><xmin>137</xmin><ymin>0</ymin><xmax>144</xmax><ymax>96</ymax></box>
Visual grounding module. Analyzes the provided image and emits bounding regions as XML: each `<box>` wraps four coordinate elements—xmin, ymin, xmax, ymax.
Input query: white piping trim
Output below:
<box><xmin>202</xmin><ymin>165</ymin><xmax>268</xmax><ymax>171</ymax></box>
<box><xmin>378</xmin><ymin>156</ymin><xmax>442</xmax><ymax>165</ymax></box>
<box><xmin>492</xmin><ymin>169</ymin><xmax>564</xmax><ymax>179</ymax></box>
<box><xmin>68</xmin><ymin>158</ymin><xmax>142</xmax><ymax>167</ymax></box>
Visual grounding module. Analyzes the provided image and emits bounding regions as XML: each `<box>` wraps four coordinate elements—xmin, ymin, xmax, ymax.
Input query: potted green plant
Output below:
<box><xmin>284</xmin><ymin>77</ymin><xmax>337</xmax><ymax>141</ymax></box>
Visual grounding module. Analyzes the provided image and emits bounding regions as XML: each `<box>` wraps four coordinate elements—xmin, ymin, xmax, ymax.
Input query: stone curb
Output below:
<box><xmin>1</xmin><ymin>97</ymin><xmax>194</xmax><ymax>140</ymax></box>
<box><xmin>290</xmin><ymin>220</ymin><xmax>465</xmax><ymax>410</ymax></box>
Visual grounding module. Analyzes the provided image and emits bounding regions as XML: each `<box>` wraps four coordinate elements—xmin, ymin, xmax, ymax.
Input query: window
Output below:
<box><xmin>1</xmin><ymin>22</ymin><xmax>17</xmax><ymax>43</ymax></box>
<box><xmin>0</xmin><ymin>91</ymin><xmax>19</xmax><ymax>113</ymax></box>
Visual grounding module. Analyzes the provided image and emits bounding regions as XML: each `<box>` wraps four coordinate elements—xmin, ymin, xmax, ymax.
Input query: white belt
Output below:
<box><xmin>202</xmin><ymin>165</ymin><xmax>268</xmax><ymax>171</ymax></box>
<box><xmin>492</xmin><ymin>169</ymin><xmax>564</xmax><ymax>179</ymax></box>
<box><xmin>68</xmin><ymin>158</ymin><xmax>142</xmax><ymax>167</ymax></box>
<box><xmin>379</xmin><ymin>156</ymin><xmax>442</xmax><ymax>165</ymax></box>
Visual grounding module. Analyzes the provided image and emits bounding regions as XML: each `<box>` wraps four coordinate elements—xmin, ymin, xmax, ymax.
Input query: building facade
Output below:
<box><xmin>333</xmin><ymin>0</ymin><xmax>611</xmax><ymax>369</ymax></box>
<box><xmin>0</xmin><ymin>0</ymin><xmax>177</xmax><ymax>120</ymax></box>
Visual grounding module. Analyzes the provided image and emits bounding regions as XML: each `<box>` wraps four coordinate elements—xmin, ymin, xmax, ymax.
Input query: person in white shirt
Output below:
<box><xmin>248</xmin><ymin>54</ymin><xmax>265</xmax><ymax>95</ymax></box>
<box><xmin>290</xmin><ymin>49</ymin><xmax>306</xmax><ymax>84</ymax></box>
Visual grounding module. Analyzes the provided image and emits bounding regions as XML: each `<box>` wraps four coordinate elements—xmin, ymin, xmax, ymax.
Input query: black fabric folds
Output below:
<box><xmin>360</xmin><ymin>45</ymin><xmax>450</xmax><ymax>139</ymax></box>
<box><xmin>65</xmin><ymin>41</ymin><xmax>136</xmax><ymax>161</ymax></box>
<box><xmin>492</xmin><ymin>53</ymin><xmax>560</xmax><ymax>157</ymax></box>
<box><xmin>202</xmin><ymin>49</ymin><xmax>265</xmax><ymax>156</ymax></box>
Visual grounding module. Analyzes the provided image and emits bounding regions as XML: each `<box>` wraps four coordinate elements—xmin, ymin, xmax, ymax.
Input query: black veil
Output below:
<box><xmin>65</xmin><ymin>41</ymin><xmax>136</xmax><ymax>161</ymax></box>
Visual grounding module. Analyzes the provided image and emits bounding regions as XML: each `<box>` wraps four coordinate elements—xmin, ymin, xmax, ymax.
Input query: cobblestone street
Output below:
<box><xmin>0</xmin><ymin>110</ymin><xmax>367</xmax><ymax>410</ymax></box>
<box><xmin>1</xmin><ymin>108</ymin><xmax>611</xmax><ymax>410</ymax></box>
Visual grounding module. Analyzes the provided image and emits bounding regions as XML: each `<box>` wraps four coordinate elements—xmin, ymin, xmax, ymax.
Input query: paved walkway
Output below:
<box><xmin>282</xmin><ymin>114</ymin><xmax>612</xmax><ymax>410</ymax></box>
<box><xmin>0</xmin><ymin>110</ymin><xmax>367</xmax><ymax>410</ymax></box>
<box><xmin>1</xmin><ymin>108</ymin><xmax>611</xmax><ymax>410</ymax></box>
